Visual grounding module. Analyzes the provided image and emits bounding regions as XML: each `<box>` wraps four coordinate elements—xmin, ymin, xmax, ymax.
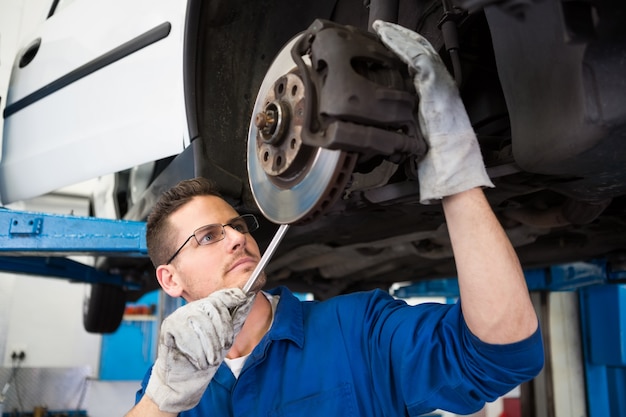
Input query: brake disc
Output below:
<box><xmin>247</xmin><ymin>35</ymin><xmax>357</xmax><ymax>224</ymax></box>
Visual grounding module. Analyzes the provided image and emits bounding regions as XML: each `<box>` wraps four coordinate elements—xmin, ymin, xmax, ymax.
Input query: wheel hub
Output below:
<box><xmin>253</xmin><ymin>73</ymin><xmax>311</xmax><ymax>180</ymax></box>
<box><xmin>248</xmin><ymin>19</ymin><xmax>424</xmax><ymax>224</ymax></box>
<box><xmin>247</xmin><ymin>35</ymin><xmax>356</xmax><ymax>224</ymax></box>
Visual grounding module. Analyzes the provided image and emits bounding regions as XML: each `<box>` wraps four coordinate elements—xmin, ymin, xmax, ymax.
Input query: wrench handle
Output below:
<box><xmin>242</xmin><ymin>223</ymin><xmax>290</xmax><ymax>294</ymax></box>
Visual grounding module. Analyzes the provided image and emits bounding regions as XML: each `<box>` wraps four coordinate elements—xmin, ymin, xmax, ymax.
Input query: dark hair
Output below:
<box><xmin>146</xmin><ymin>177</ymin><xmax>222</xmax><ymax>267</ymax></box>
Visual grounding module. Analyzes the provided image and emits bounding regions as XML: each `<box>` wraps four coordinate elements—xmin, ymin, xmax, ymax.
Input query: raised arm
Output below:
<box><xmin>443</xmin><ymin>188</ymin><xmax>538</xmax><ymax>343</ymax></box>
<box><xmin>373</xmin><ymin>21</ymin><xmax>538</xmax><ymax>343</ymax></box>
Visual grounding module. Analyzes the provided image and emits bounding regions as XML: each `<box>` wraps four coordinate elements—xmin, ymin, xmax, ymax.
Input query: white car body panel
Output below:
<box><xmin>0</xmin><ymin>0</ymin><xmax>190</xmax><ymax>204</ymax></box>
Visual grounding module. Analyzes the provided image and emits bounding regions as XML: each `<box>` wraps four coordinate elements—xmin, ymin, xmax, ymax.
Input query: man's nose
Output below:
<box><xmin>223</xmin><ymin>225</ymin><xmax>247</xmax><ymax>249</ymax></box>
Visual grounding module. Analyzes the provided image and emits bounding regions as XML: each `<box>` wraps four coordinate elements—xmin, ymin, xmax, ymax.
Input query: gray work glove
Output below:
<box><xmin>145</xmin><ymin>288</ymin><xmax>255</xmax><ymax>413</ymax></box>
<box><xmin>373</xmin><ymin>20</ymin><xmax>494</xmax><ymax>204</ymax></box>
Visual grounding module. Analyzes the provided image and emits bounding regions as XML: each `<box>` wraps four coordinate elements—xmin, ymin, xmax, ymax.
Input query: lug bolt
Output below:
<box><xmin>255</xmin><ymin>109</ymin><xmax>277</xmax><ymax>135</ymax></box>
<box><xmin>256</xmin><ymin>102</ymin><xmax>287</xmax><ymax>144</ymax></box>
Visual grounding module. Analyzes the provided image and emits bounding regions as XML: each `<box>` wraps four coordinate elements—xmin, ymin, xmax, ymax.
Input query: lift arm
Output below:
<box><xmin>0</xmin><ymin>207</ymin><xmax>147</xmax><ymax>288</ymax></box>
<box><xmin>0</xmin><ymin>207</ymin><xmax>146</xmax><ymax>256</ymax></box>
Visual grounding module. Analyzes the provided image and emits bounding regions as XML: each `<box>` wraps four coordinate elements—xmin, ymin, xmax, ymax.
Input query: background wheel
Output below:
<box><xmin>83</xmin><ymin>283</ymin><xmax>126</xmax><ymax>334</ymax></box>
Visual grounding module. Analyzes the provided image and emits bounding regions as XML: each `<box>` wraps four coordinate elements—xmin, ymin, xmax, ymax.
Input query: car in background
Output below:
<box><xmin>2</xmin><ymin>0</ymin><xmax>626</xmax><ymax>332</ymax></box>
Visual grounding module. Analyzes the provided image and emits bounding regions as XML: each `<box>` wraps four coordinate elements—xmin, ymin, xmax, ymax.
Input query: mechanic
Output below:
<box><xmin>125</xmin><ymin>21</ymin><xmax>544</xmax><ymax>417</ymax></box>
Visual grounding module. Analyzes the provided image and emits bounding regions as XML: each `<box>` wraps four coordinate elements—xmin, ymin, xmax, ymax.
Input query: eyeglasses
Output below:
<box><xmin>165</xmin><ymin>214</ymin><xmax>259</xmax><ymax>264</ymax></box>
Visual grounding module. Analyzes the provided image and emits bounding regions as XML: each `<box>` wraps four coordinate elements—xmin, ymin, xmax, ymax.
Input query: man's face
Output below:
<box><xmin>165</xmin><ymin>195</ymin><xmax>264</xmax><ymax>301</ymax></box>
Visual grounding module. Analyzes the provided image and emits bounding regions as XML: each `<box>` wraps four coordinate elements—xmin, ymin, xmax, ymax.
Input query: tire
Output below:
<box><xmin>83</xmin><ymin>283</ymin><xmax>126</xmax><ymax>334</ymax></box>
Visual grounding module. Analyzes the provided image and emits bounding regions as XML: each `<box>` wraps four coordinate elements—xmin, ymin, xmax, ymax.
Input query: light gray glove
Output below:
<box><xmin>145</xmin><ymin>288</ymin><xmax>255</xmax><ymax>413</ymax></box>
<box><xmin>373</xmin><ymin>20</ymin><xmax>494</xmax><ymax>204</ymax></box>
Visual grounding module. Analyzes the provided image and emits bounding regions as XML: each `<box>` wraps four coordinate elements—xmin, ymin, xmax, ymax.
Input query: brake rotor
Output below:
<box><xmin>247</xmin><ymin>35</ymin><xmax>357</xmax><ymax>224</ymax></box>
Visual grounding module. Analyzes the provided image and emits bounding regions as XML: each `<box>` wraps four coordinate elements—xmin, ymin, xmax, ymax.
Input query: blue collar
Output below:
<box><xmin>262</xmin><ymin>286</ymin><xmax>305</xmax><ymax>349</ymax></box>
<box><xmin>212</xmin><ymin>286</ymin><xmax>305</xmax><ymax>387</ymax></box>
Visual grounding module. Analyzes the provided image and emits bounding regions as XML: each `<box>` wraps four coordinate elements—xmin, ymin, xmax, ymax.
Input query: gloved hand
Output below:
<box><xmin>145</xmin><ymin>288</ymin><xmax>255</xmax><ymax>413</ymax></box>
<box><xmin>373</xmin><ymin>20</ymin><xmax>494</xmax><ymax>204</ymax></box>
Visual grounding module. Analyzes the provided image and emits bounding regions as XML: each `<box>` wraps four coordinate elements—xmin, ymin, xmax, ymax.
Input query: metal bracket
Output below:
<box><xmin>9</xmin><ymin>215</ymin><xmax>43</xmax><ymax>235</ymax></box>
<box><xmin>291</xmin><ymin>19</ymin><xmax>427</xmax><ymax>163</ymax></box>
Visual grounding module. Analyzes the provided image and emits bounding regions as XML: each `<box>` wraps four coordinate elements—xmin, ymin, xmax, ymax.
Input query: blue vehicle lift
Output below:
<box><xmin>392</xmin><ymin>259</ymin><xmax>626</xmax><ymax>417</ymax></box>
<box><xmin>0</xmin><ymin>207</ymin><xmax>147</xmax><ymax>289</ymax></box>
<box><xmin>1</xmin><ymin>206</ymin><xmax>625</xmax><ymax>415</ymax></box>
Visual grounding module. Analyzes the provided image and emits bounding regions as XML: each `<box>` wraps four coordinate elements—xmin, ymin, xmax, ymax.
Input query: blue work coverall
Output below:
<box><xmin>136</xmin><ymin>286</ymin><xmax>544</xmax><ymax>416</ymax></box>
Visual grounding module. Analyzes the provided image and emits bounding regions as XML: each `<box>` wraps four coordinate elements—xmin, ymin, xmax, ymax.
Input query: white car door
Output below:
<box><xmin>0</xmin><ymin>0</ymin><xmax>191</xmax><ymax>204</ymax></box>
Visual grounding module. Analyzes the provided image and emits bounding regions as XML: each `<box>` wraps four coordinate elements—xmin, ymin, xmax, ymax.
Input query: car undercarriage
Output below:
<box><xmin>103</xmin><ymin>0</ymin><xmax>626</xmax><ymax>304</ymax></box>
<box><xmin>3</xmin><ymin>0</ymin><xmax>625</xmax><ymax>332</ymax></box>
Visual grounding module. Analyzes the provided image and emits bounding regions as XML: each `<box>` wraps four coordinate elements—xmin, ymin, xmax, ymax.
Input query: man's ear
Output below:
<box><xmin>156</xmin><ymin>264</ymin><xmax>183</xmax><ymax>298</ymax></box>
